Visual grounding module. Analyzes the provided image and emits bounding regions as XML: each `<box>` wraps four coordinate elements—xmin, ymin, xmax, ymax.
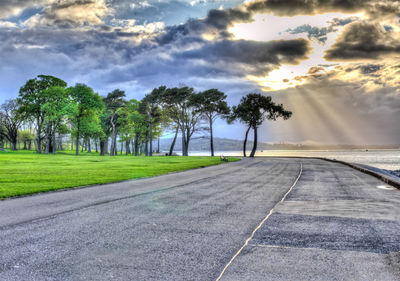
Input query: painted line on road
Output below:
<box><xmin>215</xmin><ymin>162</ymin><xmax>303</xmax><ymax>281</ymax></box>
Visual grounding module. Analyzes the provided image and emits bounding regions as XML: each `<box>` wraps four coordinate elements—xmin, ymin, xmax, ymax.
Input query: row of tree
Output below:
<box><xmin>0</xmin><ymin>75</ymin><xmax>292</xmax><ymax>157</ymax></box>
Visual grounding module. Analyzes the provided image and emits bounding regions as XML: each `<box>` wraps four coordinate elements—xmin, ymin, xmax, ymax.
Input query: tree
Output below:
<box><xmin>118</xmin><ymin>99</ymin><xmax>140</xmax><ymax>155</ymax></box>
<box><xmin>19</xmin><ymin>130</ymin><xmax>35</xmax><ymax>150</ymax></box>
<box><xmin>41</xmin><ymin>86</ymin><xmax>71</xmax><ymax>154</ymax></box>
<box><xmin>68</xmin><ymin>84</ymin><xmax>104</xmax><ymax>155</ymax></box>
<box><xmin>191</xmin><ymin>89</ymin><xmax>230</xmax><ymax>156</ymax></box>
<box><xmin>17</xmin><ymin>75</ymin><xmax>67</xmax><ymax>153</ymax></box>
<box><xmin>0</xmin><ymin>100</ymin><xmax>22</xmax><ymax>150</ymax></box>
<box><xmin>0</xmin><ymin>125</ymin><xmax>5</xmax><ymax>151</ymax></box>
<box><xmin>103</xmin><ymin>89</ymin><xmax>126</xmax><ymax>156</ymax></box>
<box><xmin>230</xmin><ymin>94</ymin><xmax>292</xmax><ymax>157</ymax></box>
<box><xmin>140</xmin><ymin>86</ymin><xmax>165</xmax><ymax>156</ymax></box>
<box><xmin>161</xmin><ymin>87</ymin><xmax>202</xmax><ymax>156</ymax></box>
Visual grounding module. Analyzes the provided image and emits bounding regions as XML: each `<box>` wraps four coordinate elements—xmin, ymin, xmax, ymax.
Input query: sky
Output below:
<box><xmin>0</xmin><ymin>0</ymin><xmax>399</xmax><ymax>145</ymax></box>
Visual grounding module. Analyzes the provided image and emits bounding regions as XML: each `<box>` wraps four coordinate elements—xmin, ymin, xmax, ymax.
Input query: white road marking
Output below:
<box><xmin>215</xmin><ymin>162</ymin><xmax>303</xmax><ymax>281</ymax></box>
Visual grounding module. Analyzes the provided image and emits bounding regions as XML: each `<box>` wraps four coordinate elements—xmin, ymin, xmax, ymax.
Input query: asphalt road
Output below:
<box><xmin>0</xmin><ymin>158</ymin><xmax>399</xmax><ymax>280</ymax></box>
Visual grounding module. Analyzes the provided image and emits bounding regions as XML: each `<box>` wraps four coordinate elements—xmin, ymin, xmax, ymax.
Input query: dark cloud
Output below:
<box><xmin>178</xmin><ymin>39</ymin><xmax>309</xmax><ymax>66</ymax></box>
<box><xmin>205</xmin><ymin>8</ymin><xmax>252</xmax><ymax>30</ymax></box>
<box><xmin>328</xmin><ymin>17</ymin><xmax>358</xmax><ymax>27</ymax></box>
<box><xmin>286</xmin><ymin>24</ymin><xmax>329</xmax><ymax>43</ymax></box>
<box><xmin>360</xmin><ymin>64</ymin><xmax>381</xmax><ymax>75</ymax></box>
<box><xmin>27</xmin><ymin>0</ymin><xmax>110</xmax><ymax>27</ymax></box>
<box><xmin>325</xmin><ymin>22</ymin><xmax>400</xmax><ymax>60</ymax></box>
<box><xmin>286</xmin><ymin>16</ymin><xmax>357</xmax><ymax>43</ymax></box>
<box><xmin>246</xmin><ymin>0</ymin><xmax>400</xmax><ymax>19</ymax></box>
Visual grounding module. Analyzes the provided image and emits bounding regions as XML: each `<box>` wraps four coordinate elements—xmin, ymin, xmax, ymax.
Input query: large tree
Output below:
<box><xmin>140</xmin><ymin>86</ymin><xmax>165</xmax><ymax>156</ymax></box>
<box><xmin>191</xmin><ymin>89</ymin><xmax>230</xmax><ymax>156</ymax></box>
<box><xmin>161</xmin><ymin>87</ymin><xmax>202</xmax><ymax>156</ymax></box>
<box><xmin>118</xmin><ymin>99</ymin><xmax>140</xmax><ymax>155</ymax></box>
<box><xmin>17</xmin><ymin>75</ymin><xmax>67</xmax><ymax>153</ymax></box>
<box><xmin>41</xmin><ymin>86</ymin><xmax>71</xmax><ymax>154</ymax></box>
<box><xmin>68</xmin><ymin>84</ymin><xmax>104</xmax><ymax>155</ymax></box>
<box><xmin>230</xmin><ymin>94</ymin><xmax>292</xmax><ymax>157</ymax></box>
<box><xmin>0</xmin><ymin>100</ymin><xmax>22</xmax><ymax>150</ymax></box>
<box><xmin>99</xmin><ymin>107</ymin><xmax>112</xmax><ymax>156</ymax></box>
<box><xmin>103</xmin><ymin>89</ymin><xmax>126</xmax><ymax>156</ymax></box>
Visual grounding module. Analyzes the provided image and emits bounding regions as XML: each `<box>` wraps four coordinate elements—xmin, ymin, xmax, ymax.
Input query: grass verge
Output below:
<box><xmin>0</xmin><ymin>150</ymin><xmax>240</xmax><ymax>199</ymax></box>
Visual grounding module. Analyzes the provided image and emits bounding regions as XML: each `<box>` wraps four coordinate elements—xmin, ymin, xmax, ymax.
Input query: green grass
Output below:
<box><xmin>0</xmin><ymin>150</ymin><xmax>239</xmax><ymax>199</ymax></box>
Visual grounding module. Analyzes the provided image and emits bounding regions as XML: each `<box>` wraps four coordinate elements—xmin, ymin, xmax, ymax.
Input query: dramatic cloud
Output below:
<box><xmin>0</xmin><ymin>0</ymin><xmax>46</xmax><ymax>19</ymax></box>
<box><xmin>325</xmin><ymin>22</ymin><xmax>400</xmax><ymax>60</ymax></box>
<box><xmin>0</xmin><ymin>0</ymin><xmax>399</xmax><ymax>144</ymax></box>
<box><xmin>246</xmin><ymin>0</ymin><xmax>400</xmax><ymax>19</ymax></box>
<box><xmin>29</xmin><ymin>0</ymin><xmax>112</xmax><ymax>27</ymax></box>
<box><xmin>179</xmin><ymin>39</ymin><xmax>309</xmax><ymax>66</ymax></box>
<box><xmin>286</xmin><ymin>17</ymin><xmax>357</xmax><ymax>43</ymax></box>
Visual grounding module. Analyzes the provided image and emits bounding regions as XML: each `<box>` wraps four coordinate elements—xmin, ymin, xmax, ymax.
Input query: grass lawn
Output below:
<box><xmin>0</xmin><ymin>150</ymin><xmax>239</xmax><ymax>199</ymax></box>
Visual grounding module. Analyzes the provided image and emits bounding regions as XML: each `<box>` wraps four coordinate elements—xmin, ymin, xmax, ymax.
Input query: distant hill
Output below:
<box><xmin>157</xmin><ymin>137</ymin><xmax>399</xmax><ymax>152</ymax></box>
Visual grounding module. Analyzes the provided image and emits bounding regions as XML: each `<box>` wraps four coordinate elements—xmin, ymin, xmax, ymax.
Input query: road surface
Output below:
<box><xmin>0</xmin><ymin>158</ymin><xmax>399</xmax><ymax>280</ymax></box>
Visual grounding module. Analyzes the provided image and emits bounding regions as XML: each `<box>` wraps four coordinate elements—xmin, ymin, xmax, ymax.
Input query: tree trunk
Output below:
<box><xmin>36</xmin><ymin>119</ymin><xmax>42</xmax><ymax>154</ymax></box>
<box><xmin>145</xmin><ymin>139</ymin><xmax>149</xmax><ymax>156</ymax></box>
<box><xmin>45</xmin><ymin>124</ymin><xmax>51</xmax><ymax>154</ymax></box>
<box><xmin>134</xmin><ymin>136</ymin><xmax>139</xmax><ymax>156</ymax></box>
<box><xmin>125</xmin><ymin>140</ymin><xmax>131</xmax><ymax>155</ymax></box>
<box><xmin>120</xmin><ymin>142</ymin><xmax>123</xmax><ymax>154</ymax></box>
<box><xmin>184</xmin><ymin>127</ymin><xmax>191</xmax><ymax>156</ymax></box>
<box><xmin>209</xmin><ymin>118</ymin><xmax>214</xmax><ymax>156</ymax></box>
<box><xmin>95</xmin><ymin>140</ymin><xmax>98</xmax><ymax>153</ymax></box>
<box><xmin>75</xmin><ymin>118</ymin><xmax>80</xmax><ymax>155</ymax></box>
<box><xmin>181</xmin><ymin>111</ymin><xmax>186</xmax><ymax>156</ymax></box>
<box><xmin>88</xmin><ymin>139</ymin><xmax>91</xmax><ymax>153</ymax></box>
<box><xmin>243</xmin><ymin>126</ymin><xmax>251</xmax><ymax>157</ymax></box>
<box><xmin>23</xmin><ymin>141</ymin><xmax>27</xmax><ymax>150</ymax></box>
<box><xmin>0</xmin><ymin>139</ymin><xmax>4</xmax><ymax>151</ymax></box>
<box><xmin>28</xmin><ymin>140</ymin><xmax>32</xmax><ymax>150</ymax></box>
<box><xmin>100</xmin><ymin>140</ymin><xmax>105</xmax><ymax>156</ymax></box>
<box><xmin>181</xmin><ymin>129</ymin><xmax>186</xmax><ymax>156</ymax></box>
<box><xmin>11</xmin><ymin>140</ymin><xmax>17</xmax><ymax>151</ymax></box>
<box><xmin>114</xmin><ymin>136</ymin><xmax>118</xmax><ymax>155</ymax></box>
<box><xmin>110</xmin><ymin>119</ymin><xmax>116</xmax><ymax>156</ymax></box>
<box><xmin>75</xmin><ymin>135</ymin><xmax>79</xmax><ymax>155</ymax></box>
<box><xmin>185</xmin><ymin>139</ymin><xmax>189</xmax><ymax>156</ymax></box>
<box><xmin>148</xmin><ymin>112</ymin><xmax>152</xmax><ymax>156</ymax></box>
<box><xmin>169</xmin><ymin>125</ymin><xmax>179</xmax><ymax>156</ymax></box>
<box><xmin>52</xmin><ymin>130</ymin><xmax>56</xmax><ymax>154</ymax></box>
<box><xmin>105</xmin><ymin>138</ymin><xmax>109</xmax><ymax>154</ymax></box>
<box><xmin>250</xmin><ymin>126</ymin><xmax>258</xmax><ymax>157</ymax></box>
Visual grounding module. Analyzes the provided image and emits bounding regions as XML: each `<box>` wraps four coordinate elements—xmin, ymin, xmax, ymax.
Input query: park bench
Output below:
<box><xmin>220</xmin><ymin>155</ymin><xmax>229</xmax><ymax>162</ymax></box>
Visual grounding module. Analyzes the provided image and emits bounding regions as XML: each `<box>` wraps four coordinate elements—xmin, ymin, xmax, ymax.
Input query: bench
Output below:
<box><xmin>220</xmin><ymin>155</ymin><xmax>229</xmax><ymax>162</ymax></box>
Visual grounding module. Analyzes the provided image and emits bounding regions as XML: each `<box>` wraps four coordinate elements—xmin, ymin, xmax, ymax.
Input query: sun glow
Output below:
<box><xmin>229</xmin><ymin>12</ymin><xmax>364</xmax><ymax>91</ymax></box>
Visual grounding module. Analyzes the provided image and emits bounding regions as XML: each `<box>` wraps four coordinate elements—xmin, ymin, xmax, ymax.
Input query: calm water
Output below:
<box><xmin>188</xmin><ymin>150</ymin><xmax>400</xmax><ymax>171</ymax></box>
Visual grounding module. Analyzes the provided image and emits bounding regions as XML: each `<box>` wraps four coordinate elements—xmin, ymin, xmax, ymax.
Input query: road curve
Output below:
<box><xmin>0</xmin><ymin>158</ymin><xmax>399</xmax><ymax>280</ymax></box>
